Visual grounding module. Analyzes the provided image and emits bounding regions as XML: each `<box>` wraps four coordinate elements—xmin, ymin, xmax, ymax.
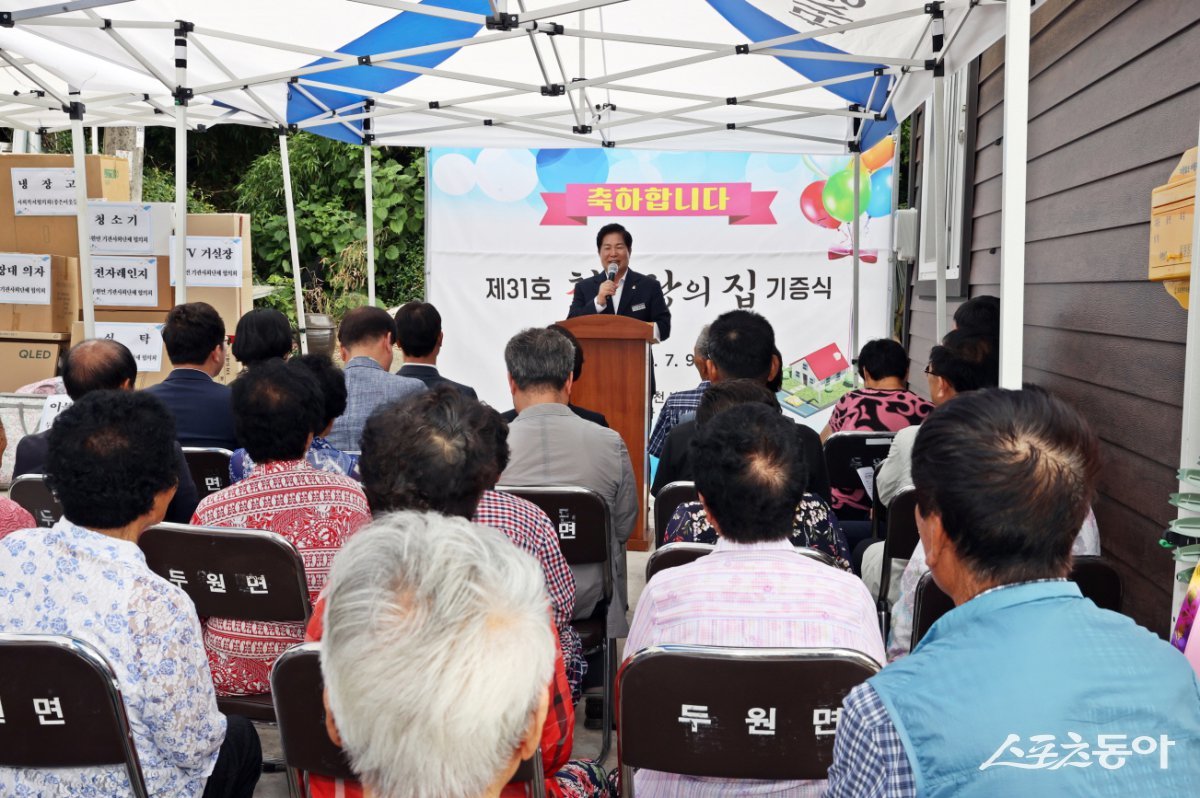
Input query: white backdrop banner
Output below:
<box><xmin>427</xmin><ymin>143</ymin><xmax>895</xmax><ymax>432</ymax></box>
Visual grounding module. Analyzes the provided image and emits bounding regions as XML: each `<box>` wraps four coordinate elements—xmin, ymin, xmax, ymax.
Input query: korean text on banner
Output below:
<box><xmin>0</xmin><ymin>254</ymin><xmax>53</xmax><ymax>305</ymax></box>
<box><xmin>91</xmin><ymin>256</ymin><xmax>158</xmax><ymax>308</ymax></box>
<box><xmin>94</xmin><ymin>321</ymin><xmax>163</xmax><ymax>372</ymax></box>
<box><xmin>37</xmin><ymin>394</ymin><xmax>73</xmax><ymax>432</ymax></box>
<box><xmin>10</xmin><ymin>168</ymin><xmax>79</xmax><ymax>216</ymax></box>
<box><xmin>168</xmin><ymin>235</ymin><xmax>244</xmax><ymax>287</ymax></box>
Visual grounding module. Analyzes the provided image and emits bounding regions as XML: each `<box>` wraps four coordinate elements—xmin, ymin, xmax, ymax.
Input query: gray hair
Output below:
<box><xmin>694</xmin><ymin>324</ymin><xmax>712</xmax><ymax>358</ymax></box>
<box><xmin>504</xmin><ymin>327</ymin><xmax>575</xmax><ymax>391</ymax></box>
<box><xmin>320</xmin><ymin>511</ymin><xmax>555</xmax><ymax>798</ymax></box>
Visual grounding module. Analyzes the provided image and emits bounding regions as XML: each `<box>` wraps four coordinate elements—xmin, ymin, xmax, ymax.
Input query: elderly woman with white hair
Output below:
<box><xmin>320</xmin><ymin>510</ymin><xmax>557</xmax><ymax>798</ymax></box>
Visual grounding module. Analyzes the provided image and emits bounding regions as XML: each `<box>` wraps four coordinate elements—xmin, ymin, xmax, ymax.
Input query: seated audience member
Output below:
<box><xmin>499</xmin><ymin>328</ymin><xmax>637</xmax><ymax>639</ymax></box>
<box><xmin>662</xmin><ymin>379</ymin><xmax>850</xmax><ymax>570</ymax></box>
<box><xmin>147</xmin><ymin>302</ymin><xmax>238</xmax><ymax>449</ymax></box>
<box><xmin>826</xmin><ymin>388</ymin><xmax>1200</xmax><ymax>796</ymax></box>
<box><xmin>887</xmin><ymin>506</ymin><xmax>1099</xmax><ymax>661</ymax></box>
<box><xmin>822</xmin><ymin>339</ymin><xmax>932</xmax><ymax>442</ymax></box>
<box><xmin>320</xmin><ymin>512</ymin><xmax>557</xmax><ymax>798</ymax></box>
<box><xmin>0</xmin><ymin>391</ymin><xmax>260</xmax><ymax>797</ymax></box>
<box><xmin>647</xmin><ymin>325</ymin><xmax>711</xmax><ymax>458</ymax></box>
<box><xmin>0</xmin><ymin>422</ymin><xmax>34</xmax><ymax>537</ymax></box>
<box><xmin>230</xmin><ymin>307</ymin><xmax>293</xmax><ymax>368</ymax></box>
<box><xmin>953</xmin><ymin>293</ymin><xmax>1000</xmax><ymax>339</ymax></box>
<box><xmin>627</xmin><ymin>402</ymin><xmax>884</xmax><ymax>796</ymax></box>
<box><xmin>768</xmin><ymin>345</ymin><xmax>784</xmax><ymax>394</ymax></box>
<box><xmin>230</xmin><ymin>354</ymin><xmax>358</xmax><ymax>482</ymax></box>
<box><xmin>467</xmin><ymin>401</ymin><xmax>586</xmax><ymax>700</ymax></box>
<box><xmin>327</xmin><ymin>306</ymin><xmax>424</xmax><ymax>451</ymax></box>
<box><xmin>652</xmin><ymin>309</ymin><xmax>830</xmax><ymax>502</ymax></box>
<box><xmin>501</xmin><ymin>324</ymin><xmax>608</xmax><ymax>427</ymax></box>
<box><xmin>195</xmin><ymin>360</ymin><xmax>370</xmax><ymax>696</ymax></box>
<box><xmin>821</xmin><ymin>338</ymin><xmax>933</xmax><ymax>523</ymax></box>
<box><xmin>317</xmin><ymin>387</ymin><xmax>604</xmax><ymax>798</ymax></box>
<box><xmin>863</xmin><ymin>331</ymin><xmax>999</xmax><ymax>601</ymax></box>
<box><xmin>14</xmin><ymin>339</ymin><xmax>199</xmax><ymax>524</ymax></box>
<box><xmin>394</xmin><ymin>301</ymin><xmax>478</xmax><ymax>398</ymax></box>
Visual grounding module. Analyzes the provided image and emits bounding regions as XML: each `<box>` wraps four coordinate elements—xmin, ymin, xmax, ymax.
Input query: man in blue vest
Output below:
<box><xmin>826</xmin><ymin>387</ymin><xmax>1200</xmax><ymax>796</ymax></box>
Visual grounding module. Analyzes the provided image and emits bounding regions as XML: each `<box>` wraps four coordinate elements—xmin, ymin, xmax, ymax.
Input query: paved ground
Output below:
<box><xmin>253</xmin><ymin>549</ymin><xmax>650</xmax><ymax>796</ymax></box>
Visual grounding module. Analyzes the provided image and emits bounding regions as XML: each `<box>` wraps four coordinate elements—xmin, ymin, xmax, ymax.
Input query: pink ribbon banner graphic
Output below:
<box><xmin>541</xmin><ymin>182</ymin><xmax>777</xmax><ymax>226</ymax></box>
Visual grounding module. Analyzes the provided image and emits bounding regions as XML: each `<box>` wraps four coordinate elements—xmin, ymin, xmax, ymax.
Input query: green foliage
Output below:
<box><xmin>234</xmin><ymin>132</ymin><xmax>425</xmax><ymax>311</ymax></box>
<box><xmin>142</xmin><ymin>166</ymin><xmax>218</xmax><ymax>213</ymax></box>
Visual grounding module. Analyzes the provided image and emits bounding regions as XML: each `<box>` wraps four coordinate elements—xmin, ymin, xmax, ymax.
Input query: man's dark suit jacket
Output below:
<box><xmin>567</xmin><ymin>268</ymin><xmax>672</xmax><ymax>342</ymax></box>
<box><xmin>501</xmin><ymin>404</ymin><xmax>608</xmax><ymax>428</ymax></box>
<box><xmin>144</xmin><ymin>368</ymin><xmax>238</xmax><ymax>450</ymax></box>
<box><xmin>397</xmin><ymin>363</ymin><xmax>478</xmax><ymax>399</ymax></box>
<box><xmin>14</xmin><ymin>430</ymin><xmax>200</xmax><ymax>524</ymax></box>
<box><xmin>650</xmin><ymin>418</ymin><xmax>831</xmax><ymax>504</ymax></box>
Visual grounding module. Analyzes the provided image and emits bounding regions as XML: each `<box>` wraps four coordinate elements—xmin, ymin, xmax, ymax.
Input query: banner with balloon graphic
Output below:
<box><xmin>427</xmin><ymin>143</ymin><xmax>894</xmax><ymax>431</ymax></box>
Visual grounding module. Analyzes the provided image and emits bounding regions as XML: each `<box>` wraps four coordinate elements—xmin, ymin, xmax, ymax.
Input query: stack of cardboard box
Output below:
<box><xmin>0</xmin><ymin>152</ymin><xmax>254</xmax><ymax>391</ymax></box>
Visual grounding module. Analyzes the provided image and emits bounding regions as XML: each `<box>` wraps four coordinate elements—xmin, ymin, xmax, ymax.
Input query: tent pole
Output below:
<box><xmin>279</xmin><ymin>133</ymin><xmax>308</xmax><ymax>354</ymax></box>
<box><xmin>364</xmin><ymin>141</ymin><xmax>376</xmax><ymax>307</ymax></box>
<box><xmin>173</xmin><ymin>22</ymin><xmax>189</xmax><ymax>305</ymax></box>
<box><xmin>931</xmin><ymin>71</ymin><xmax>947</xmax><ymax>343</ymax></box>
<box><xmin>69</xmin><ymin>95</ymin><xmax>95</xmax><ymax>339</ymax></box>
<box><xmin>89</xmin><ymin>126</ymin><xmax>98</xmax><ymax>154</ymax></box>
<box><xmin>998</xmin><ymin>0</ymin><xmax>1030</xmax><ymax>389</ymax></box>
<box><xmin>851</xmin><ymin>150</ymin><xmax>861</xmax><ymax>376</ymax></box>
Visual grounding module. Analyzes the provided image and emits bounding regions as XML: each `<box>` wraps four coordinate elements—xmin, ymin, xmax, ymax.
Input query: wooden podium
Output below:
<box><xmin>558</xmin><ymin>315</ymin><xmax>653</xmax><ymax>551</ymax></box>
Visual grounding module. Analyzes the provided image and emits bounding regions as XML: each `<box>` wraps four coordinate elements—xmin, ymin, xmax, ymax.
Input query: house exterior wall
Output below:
<box><xmin>904</xmin><ymin>0</ymin><xmax>1200</xmax><ymax>633</ymax></box>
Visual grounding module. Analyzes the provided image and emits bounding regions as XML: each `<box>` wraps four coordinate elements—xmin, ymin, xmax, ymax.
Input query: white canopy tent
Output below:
<box><xmin>0</xmin><ymin>0</ymin><xmax>1029</xmax><ymax>376</ymax></box>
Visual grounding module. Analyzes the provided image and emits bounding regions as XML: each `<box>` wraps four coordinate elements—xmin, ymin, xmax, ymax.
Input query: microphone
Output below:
<box><xmin>606</xmin><ymin>262</ymin><xmax>618</xmax><ymax>281</ymax></box>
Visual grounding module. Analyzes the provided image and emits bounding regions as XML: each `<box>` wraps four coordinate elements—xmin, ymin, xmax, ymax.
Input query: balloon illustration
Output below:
<box><xmin>862</xmin><ymin>137</ymin><xmax>895</xmax><ymax>172</ymax></box>
<box><xmin>866</xmin><ymin>166</ymin><xmax>893</xmax><ymax>218</ymax></box>
<box><xmin>821</xmin><ymin>168</ymin><xmax>872</xmax><ymax>223</ymax></box>
<box><xmin>800</xmin><ymin>180</ymin><xmax>840</xmax><ymax>229</ymax></box>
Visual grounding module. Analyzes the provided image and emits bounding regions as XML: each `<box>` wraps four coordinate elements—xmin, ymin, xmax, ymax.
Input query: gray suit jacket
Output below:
<box><xmin>397</xmin><ymin>363</ymin><xmax>478</xmax><ymax>399</ymax></box>
<box><xmin>499</xmin><ymin>402</ymin><xmax>638</xmax><ymax>636</ymax></box>
<box><xmin>327</xmin><ymin>357</ymin><xmax>426</xmax><ymax>451</ymax></box>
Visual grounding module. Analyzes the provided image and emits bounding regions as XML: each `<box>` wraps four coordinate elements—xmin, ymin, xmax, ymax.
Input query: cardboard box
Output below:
<box><xmin>92</xmin><ymin>254</ymin><xmax>174</xmax><ymax>313</ymax></box>
<box><xmin>71</xmin><ymin>310</ymin><xmax>171</xmax><ymax>389</ymax></box>
<box><xmin>0</xmin><ymin>154</ymin><xmax>130</xmax><ymax>258</ymax></box>
<box><xmin>0</xmin><ymin>335</ymin><xmax>68</xmax><ymax>392</ymax></box>
<box><xmin>183</xmin><ymin>213</ymin><xmax>254</xmax><ymax>327</ymax></box>
<box><xmin>0</xmin><ymin>255</ymin><xmax>81</xmax><ymax>333</ymax></box>
<box><xmin>1150</xmin><ymin>147</ymin><xmax>1195</xmax><ymax>283</ymax></box>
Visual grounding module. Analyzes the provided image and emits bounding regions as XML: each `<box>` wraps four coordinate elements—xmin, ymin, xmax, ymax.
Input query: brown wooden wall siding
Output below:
<box><xmin>905</xmin><ymin>0</ymin><xmax>1200</xmax><ymax>633</ymax></box>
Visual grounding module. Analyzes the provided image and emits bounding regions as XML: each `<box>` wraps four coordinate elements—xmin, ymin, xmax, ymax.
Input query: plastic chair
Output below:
<box><xmin>646</xmin><ymin>542</ymin><xmax>838</xmax><ymax>582</ymax></box>
<box><xmin>877</xmin><ymin>488</ymin><xmax>920</xmax><ymax>634</ymax></box>
<box><xmin>139</xmin><ymin>522</ymin><xmax>310</xmax><ymax>722</ymax></box>
<box><xmin>272</xmin><ymin>643</ymin><xmax>545</xmax><ymax>798</ymax></box>
<box><xmin>496</xmin><ymin>485</ymin><xmax>614</xmax><ymax>764</ymax></box>
<box><xmin>181</xmin><ymin>447</ymin><xmax>235</xmax><ymax>498</ymax></box>
<box><xmin>911</xmin><ymin>556</ymin><xmax>1124</xmax><ymax>649</ymax></box>
<box><xmin>9</xmin><ymin>473</ymin><xmax>62</xmax><ymax>527</ymax></box>
<box><xmin>0</xmin><ymin>633</ymin><xmax>149</xmax><ymax>797</ymax></box>
<box><xmin>617</xmin><ymin>644</ymin><xmax>881</xmax><ymax>796</ymax></box>
<box><xmin>653</xmin><ymin>481</ymin><xmax>698</xmax><ymax>548</ymax></box>
<box><xmin>822</xmin><ymin>431</ymin><xmax>896</xmax><ymax>522</ymax></box>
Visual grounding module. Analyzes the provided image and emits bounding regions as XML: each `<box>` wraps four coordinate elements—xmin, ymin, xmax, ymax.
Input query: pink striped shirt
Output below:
<box><xmin>625</xmin><ymin>538</ymin><xmax>885</xmax><ymax>797</ymax></box>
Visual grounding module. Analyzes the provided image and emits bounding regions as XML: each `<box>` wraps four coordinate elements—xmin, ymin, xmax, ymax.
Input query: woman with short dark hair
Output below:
<box><xmin>230</xmin><ymin>308</ymin><xmax>293</xmax><ymax>368</ymax></box>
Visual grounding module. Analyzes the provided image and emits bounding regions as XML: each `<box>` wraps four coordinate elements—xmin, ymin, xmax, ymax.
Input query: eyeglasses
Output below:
<box><xmin>924</xmin><ymin>364</ymin><xmax>937</xmax><ymax>376</ymax></box>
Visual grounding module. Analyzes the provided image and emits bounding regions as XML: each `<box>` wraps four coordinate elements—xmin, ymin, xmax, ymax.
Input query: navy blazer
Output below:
<box><xmin>397</xmin><ymin>364</ymin><xmax>478</xmax><ymax>400</ymax></box>
<box><xmin>145</xmin><ymin>369</ymin><xmax>238</xmax><ymax>450</ymax></box>
<box><xmin>567</xmin><ymin>269</ymin><xmax>672</xmax><ymax>342</ymax></box>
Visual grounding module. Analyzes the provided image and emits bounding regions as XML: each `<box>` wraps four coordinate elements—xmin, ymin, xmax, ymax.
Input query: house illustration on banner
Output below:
<box><xmin>779</xmin><ymin>342</ymin><xmax>854</xmax><ymax>418</ymax></box>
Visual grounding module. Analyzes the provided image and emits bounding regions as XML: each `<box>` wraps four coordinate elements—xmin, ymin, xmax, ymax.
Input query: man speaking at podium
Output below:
<box><xmin>567</xmin><ymin>223</ymin><xmax>672</xmax><ymax>345</ymax></box>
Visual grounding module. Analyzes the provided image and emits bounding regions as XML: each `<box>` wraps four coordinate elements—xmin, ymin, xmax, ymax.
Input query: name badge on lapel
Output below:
<box><xmin>631</xmin><ymin>303</ymin><xmax>646</xmax><ymax>312</ymax></box>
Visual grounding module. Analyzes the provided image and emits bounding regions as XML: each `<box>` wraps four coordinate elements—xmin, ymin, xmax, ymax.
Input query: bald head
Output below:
<box><xmin>63</xmin><ymin>339</ymin><xmax>137</xmax><ymax>400</ymax></box>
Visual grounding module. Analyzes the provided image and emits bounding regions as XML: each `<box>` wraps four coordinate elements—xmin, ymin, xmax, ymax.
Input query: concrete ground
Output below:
<box><xmin>253</xmin><ymin>549</ymin><xmax>651</xmax><ymax>796</ymax></box>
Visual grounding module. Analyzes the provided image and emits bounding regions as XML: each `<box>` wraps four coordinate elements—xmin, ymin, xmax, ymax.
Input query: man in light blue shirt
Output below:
<box><xmin>327</xmin><ymin>306</ymin><xmax>425</xmax><ymax>451</ymax></box>
<box><xmin>827</xmin><ymin>387</ymin><xmax>1200</xmax><ymax>797</ymax></box>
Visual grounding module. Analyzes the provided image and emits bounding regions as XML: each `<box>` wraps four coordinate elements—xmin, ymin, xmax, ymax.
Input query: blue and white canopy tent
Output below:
<box><xmin>0</xmin><ymin>0</ymin><xmax>1028</xmax><ymax>359</ymax></box>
